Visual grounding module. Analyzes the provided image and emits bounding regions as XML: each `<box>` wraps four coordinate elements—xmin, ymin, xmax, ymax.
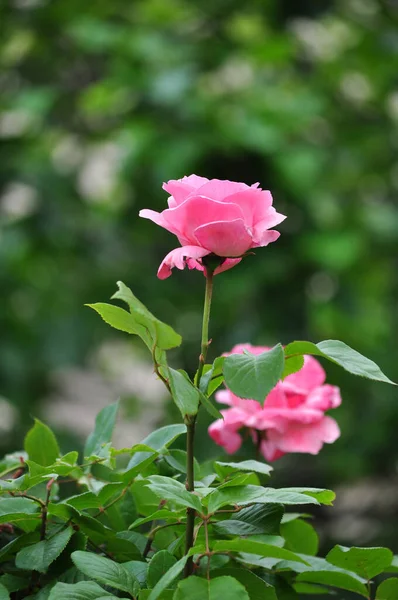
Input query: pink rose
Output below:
<box><xmin>209</xmin><ymin>344</ymin><xmax>341</xmax><ymax>461</ymax></box>
<box><xmin>139</xmin><ymin>175</ymin><xmax>286</xmax><ymax>279</ymax></box>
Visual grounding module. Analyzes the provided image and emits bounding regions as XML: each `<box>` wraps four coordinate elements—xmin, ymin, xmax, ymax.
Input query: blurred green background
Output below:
<box><xmin>1</xmin><ymin>0</ymin><xmax>398</xmax><ymax>554</ymax></box>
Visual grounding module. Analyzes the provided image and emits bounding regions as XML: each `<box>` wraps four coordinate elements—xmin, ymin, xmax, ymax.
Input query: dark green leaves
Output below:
<box><xmin>16</xmin><ymin>526</ymin><xmax>73</xmax><ymax>573</ymax></box>
<box><xmin>147</xmin><ymin>555</ymin><xmax>188</xmax><ymax>600</ymax></box>
<box><xmin>48</xmin><ymin>581</ymin><xmax>122</xmax><ymax>599</ymax></box>
<box><xmin>285</xmin><ymin>340</ymin><xmax>395</xmax><ymax>385</ymax></box>
<box><xmin>0</xmin><ymin>584</ymin><xmax>9</xmax><ymax>600</ymax></box>
<box><xmin>146</xmin><ymin>476</ymin><xmax>202</xmax><ymax>512</ymax></box>
<box><xmin>223</xmin><ymin>344</ymin><xmax>285</xmax><ymax>402</ymax></box>
<box><xmin>71</xmin><ymin>551</ymin><xmax>139</xmax><ymax>596</ymax></box>
<box><xmin>214</xmin><ymin>539</ymin><xmax>308</xmax><ymax>564</ymax></box>
<box><xmin>147</xmin><ymin>551</ymin><xmax>177</xmax><ymax>588</ymax></box>
<box><xmin>326</xmin><ymin>545</ymin><xmax>393</xmax><ymax>580</ymax></box>
<box><xmin>84</xmin><ymin>401</ymin><xmax>119</xmax><ymax>458</ymax></box>
<box><xmin>174</xmin><ymin>576</ymin><xmax>250</xmax><ymax>600</ymax></box>
<box><xmin>211</xmin><ymin>568</ymin><xmax>277</xmax><ymax>600</ymax></box>
<box><xmin>24</xmin><ymin>419</ymin><xmax>60</xmax><ymax>466</ymax></box>
<box><xmin>377</xmin><ymin>578</ymin><xmax>398</xmax><ymax>599</ymax></box>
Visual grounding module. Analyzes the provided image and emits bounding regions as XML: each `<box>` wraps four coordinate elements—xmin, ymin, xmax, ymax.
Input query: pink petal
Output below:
<box><xmin>194</xmin><ymin>218</ymin><xmax>253</xmax><ymax>257</ymax></box>
<box><xmin>139</xmin><ymin>208</ymin><xmax>168</xmax><ymax>228</ymax></box>
<box><xmin>266</xmin><ymin>415</ymin><xmax>340</xmax><ymax>455</ymax></box>
<box><xmin>283</xmin><ymin>355</ymin><xmax>326</xmax><ymax>395</ymax></box>
<box><xmin>195</xmin><ymin>179</ymin><xmax>249</xmax><ymax>201</ymax></box>
<box><xmin>162</xmin><ymin>196</ymin><xmax>245</xmax><ymax>245</ymax></box>
<box><xmin>251</xmin><ymin>230</ymin><xmax>281</xmax><ymax>248</ymax></box>
<box><xmin>157</xmin><ymin>246</ymin><xmax>210</xmax><ymax>279</ymax></box>
<box><xmin>208</xmin><ymin>419</ymin><xmax>243</xmax><ymax>454</ymax></box>
<box><xmin>226</xmin><ymin>343</ymin><xmax>271</xmax><ymax>356</ymax></box>
<box><xmin>260</xmin><ymin>440</ymin><xmax>285</xmax><ymax>461</ymax></box>
<box><xmin>221</xmin><ymin>189</ymin><xmax>274</xmax><ymax>228</ymax></box>
<box><xmin>163</xmin><ymin>175</ymin><xmax>209</xmax><ymax>205</ymax></box>
<box><xmin>306</xmin><ymin>385</ymin><xmax>342</xmax><ymax>411</ymax></box>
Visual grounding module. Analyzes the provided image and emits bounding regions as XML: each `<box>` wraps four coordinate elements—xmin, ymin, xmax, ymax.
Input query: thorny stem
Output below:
<box><xmin>184</xmin><ymin>267</ymin><xmax>214</xmax><ymax>578</ymax></box>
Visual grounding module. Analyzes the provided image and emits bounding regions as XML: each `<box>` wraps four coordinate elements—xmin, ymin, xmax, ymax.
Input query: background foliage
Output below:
<box><xmin>1</xmin><ymin>0</ymin><xmax>397</xmax><ymax>552</ymax></box>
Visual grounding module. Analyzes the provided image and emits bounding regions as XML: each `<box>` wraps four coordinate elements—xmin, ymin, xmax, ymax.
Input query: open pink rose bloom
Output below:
<box><xmin>209</xmin><ymin>344</ymin><xmax>341</xmax><ymax>461</ymax></box>
<box><xmin>139</xmin><ymin>175</ymin><xmax>286</xmax><ymax>279</ymax></box>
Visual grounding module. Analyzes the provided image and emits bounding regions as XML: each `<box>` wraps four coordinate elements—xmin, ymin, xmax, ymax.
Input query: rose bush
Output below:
<box><xmin>139</xmin><ymin>175</ymin><xmax>286</xmax><ymax>279</ymax></box>
<box><xmin>209</xmin><ymin>343</ymin><xmax>341</xmax><ymax>461</ymax></box>
<box><xmin>0</xmin><ymin>175</ymin><xmax>396</xmax><ymax>599</ymax></box>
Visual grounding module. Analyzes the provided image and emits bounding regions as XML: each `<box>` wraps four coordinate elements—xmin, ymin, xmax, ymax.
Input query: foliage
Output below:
<box><xmin>0</xmin><ymin>408</ymin><xmax>396</xmax><ymax>600</ymax></box>
<box><xmin>0</xmin><ymin>280</ymin><xmax>396</xmax><ymax>598</ymax></box>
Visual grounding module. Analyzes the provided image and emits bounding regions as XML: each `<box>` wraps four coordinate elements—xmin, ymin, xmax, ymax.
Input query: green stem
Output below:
<box><xmin>184</xmin><ymin>267</ymin><xmax>214</xmax><ymax>577</ymax></box>
<box><xmin>195</xmin><ymin>268</ymin><xmax>214</xmax><ymax>386</ymax></box>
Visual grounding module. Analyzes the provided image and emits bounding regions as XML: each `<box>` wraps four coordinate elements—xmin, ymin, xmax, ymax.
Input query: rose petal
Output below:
<box><xmin>163</xmin><ymin>175</ymin><xmax>209</xmax><ymax>205</ymax></box>
<box><xmin>283</xmin><ymin>355</ymin><xmax>326</xmax><ymax>394</ymax></box>
<box><xmin>251</xmin><ymin>230</ymin><xmax>281</xmax><ymax>248</ymax></box>
<box><xmin>260</xmin><ymin>439</ymin><xmax>285</xmax><ymax>461</ymax></box>
<box><xmin>208</xmin><ymin>418</ymin><xmax>243</xmax><ymax>454</ymax></box>
<box><xmin>195</xmin><ymin>179</ymin><xmax>249</xmax><ymax>201</ymax></box>
<box><xmin>194</xmin><ymin>218</ymin><xmax>253</xmax><ymax>257</ymax></box>
<box><xmin>266</xmin><ymin>415</ymin><xmax>340</xmax><ymax>455</ymax></box>
<box><xmin>221</xmin><ymin>189</ymin><xmax>274</xmax><ymax>228</ymax></box>
<box><xmin>157</xmin><ymin>246</ymin><xmax>210</xmax><ymax>279</ymax></box>
<box><xmin>162</xmin><ymin>196</ymin><xmax>245</xmax><ymax>244</ymax></box>
<box><xmin>306</xmin><ymin>385</ymin><xmax>342</xmax><ymax>411</ymax></box>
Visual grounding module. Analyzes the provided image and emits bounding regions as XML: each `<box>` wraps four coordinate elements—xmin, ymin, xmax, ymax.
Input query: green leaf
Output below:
<box><xmin>277</xmin><ymin>554</ymin><xmax>368</xmax><ymax>597</ymax></box>
<box><xmin>126</xmin><ymin>424</ymin><xmax>186</xmax><ymax>473</ymax></box>
<box><xmin>24</xmin><ymin>419</ymin><xmax>60</xmax><ymax>467</ymax></box>
<box><xmin>0</xmin><ymin>584</ymin><xmax>10</xmax><ymax>600</ymax></box>
<box><xmin>213</xmin><ymin>520</ymin><xmax>267</xmax><ymax>537</ymax></box>
<box><xmin>71</xmin><ymin>551</ymin><xmax>139</xmax><ymax>596</ymax></box>
<box><xmin>293</xmin><ymin>582</ymin><xmax>331</xmax><ymax>595</ymax></box>
<box><xmin>200</xmin><ymin>357</ymin><xmax>225</xmax><ymax>396</ymax></box>
<box><xmin>284</xmin><ymin>488</ymin><xmax>335</xmax><ymax>505</ymax></box>
<box><xmin>84</xmin><ymin>402</ymin><xmax>119</xmax><ymax>458</ymax></box>
<box><xmin>207</xmin><ymin>485</ymin><xmax>321</xmax><ymax>513</ymax></box>
<box><xmin>48</xmin><ymin>581</ymin><xmax>121</xmax><ymax>599</ymax></box>
<box><xmin>296</xmin><ymin>571</ymin><xmax>368</xmax><ymax>597</ymax></box>
<box><xmin>281</xmin><ymin>519</ymin><xmax>319</xmax><ymax>556</ymax></box>
<box><xmin>140</xmin><ymin>591</ymin><xmax>174</xmax><ymax>600</ymax></box>
<box><xmin>214</xmin><ymin>460</ymin><xmax>272</xmax><ymax>479</ymax></box>
<box><xmin>237</xmin><ymin>504</ymin><xmax>284</xmax><ymax>535</ymax></box>
<box><xmin>146</xmin><ymin>475</ymin><xmax>202</xmax><ymax>512</ymax></box>
<box><xmin>164</xmin><ymin>450</ymin><xmax>200</xmax><ymax>478</ymax></box>
<box><xmin>112</xmin><ymin>281</ymin><xmax>182</xmax><ymax>350</ymax></box>
<box><xmin>147</xmin><ymin>555</ymin><xmax>188</xmax><ymax>600</ymax></box>
<box><xmin>174</xmin><ymin>576</ymin><xmax>250</xmax><ymax>600</ymax></box>
<box><xmin>16</xmin><ymin>526</ymin><xmax>73</xmax><ymax>573</ymax></box>
<box><xmin>223</xmin><ymin>344</ymin><xmax>285</xmax><ymax>403</ymax></box>
<box><xmin>282</xmin><ymin>355</ymin><xmax>304</xmax><ymax>379</ymax></box>
<box><xmin>0</xmin><ymin>497</ymin><xmax>40</xmax><ymax>532</ymax></box>
<box><xmin>213</xmin><ymin>539</ymin><xmax>309</xmax><ymax>564</ymax></box>
<box><xmin>198</xmin><ymin>390</ymin><xmax>223</xmax><ymax>420</ymax></box>
<box><xmin>168</xmin><ymin>369</ymin><xmax>200</xmax><ymax>417</ymax></box>
<box><xmin>147</xmin><ymin>551</ymin><xmax>177</xmax><ymax>588</ymax></box>
<box><xmin>285</xmin><ymin>340</ymin><xmax>396</xmax><ymax>385</ymax></box>
<box><xmin>86</xmin><ymin>303</ymin><xmax>140</xmax><ymax>335</ymax></box>
<box><xmin>376</xmin><ymin>578</ymin><xmax>398</xmax><ymax>599</ymax></box>
<box><xmin>129</xmin><ymin>509</ymin><xmax>183</xmax><ymax>530</ymax></box>
<box><xmin>211</xmin><ymin>568</ymin><xmax>277</xmax><ymax>600</ymax></box>
<box><xmin>326</xmin><ymin>545</ymin><xmax>393</xmax><ymax>580</ymax></box>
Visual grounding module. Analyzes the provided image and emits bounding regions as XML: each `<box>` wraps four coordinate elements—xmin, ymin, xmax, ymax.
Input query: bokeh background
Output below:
<box><xmin>1</xmin><ymin>0</ymin><xmax>398</xmax><ymax>560</ymax></box>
